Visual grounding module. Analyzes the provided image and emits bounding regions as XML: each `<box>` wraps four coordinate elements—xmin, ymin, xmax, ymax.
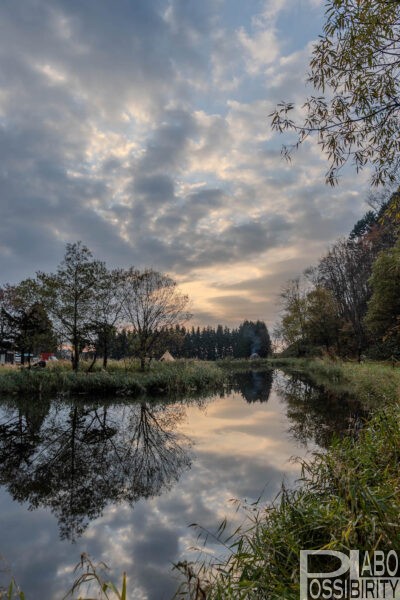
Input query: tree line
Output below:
<box><xmin>276</xmin><ymin>189</ymin><xmax>400</xmax><ymax>360</ymax></box>
<box><xmin>103</xmin><ymin>320</ymin><xmax>271</xmax><ymax>362</ymax></box>
<box><xmin>0</xmin><ymin>242</ymin><xmax>271</xmax><ymax>370</ymax></box>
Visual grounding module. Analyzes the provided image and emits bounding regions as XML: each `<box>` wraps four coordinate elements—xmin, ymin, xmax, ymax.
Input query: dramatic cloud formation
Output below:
<box><xmin>0</xmin><ymin>0</ymin><xmax>370</xmax><ymax>327</ymax></box>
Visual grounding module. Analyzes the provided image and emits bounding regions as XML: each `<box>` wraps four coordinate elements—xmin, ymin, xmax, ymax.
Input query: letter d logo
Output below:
<box><xmin>300</xmin><ymin>550</ymin><xmax>350</xmax><ymax>600</ymax></box>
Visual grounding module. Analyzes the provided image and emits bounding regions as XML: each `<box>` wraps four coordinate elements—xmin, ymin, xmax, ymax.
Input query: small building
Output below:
<box><xmin>160</xmin><ymin>350</ymin><xmax>175</xmax><ymax>362</ymax></box>
<box><xmin>0</xmin><ymin>350</ymin><xmax>15</xmax><ymax>365</ymax></box>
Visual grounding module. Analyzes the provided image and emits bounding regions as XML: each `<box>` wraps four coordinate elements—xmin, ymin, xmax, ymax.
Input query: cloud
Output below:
<box><xmin>0</xmin><ymin>0</ymin><xmax>370</xmax><ymax>330</ymax></box>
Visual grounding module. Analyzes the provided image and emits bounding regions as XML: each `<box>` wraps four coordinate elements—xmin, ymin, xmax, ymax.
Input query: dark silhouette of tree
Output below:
<box><xmin>235</xmin><ymin>320</ymin><xmax>271</xmax><ymax>358</ymax></box>
<box><xmin>121</xmin><ymin>268</ymin><xmax>192</xmax><ymax>370</ymax></box>
<box><xmin>315</xmin><ymin>239</ymin><xmax>374</xmax><ymax>358</ymax></box>
<box><xmin>91</xmin><ymin>267</ymin><xmax>125</xmax><ymax>369</ymax></box>
<box><xmin>0</xmin><ymin>400</ymin><xmax>191</xmax><ymax>541</ymax></box>
<box><xmin>38</xmin><ymin>242</ymin><xmax>104</xmax><ymax>371</ymax></box>
<box><xmin>275</xmin><ymin>374</ymin><xmax>366</xmax><ymax>448</ymax></box>
<box><xmin>0</xmin><ymin>281</ymin><xmax>56</xmax><ymax>363</ymax></box>
<box><xmin>0</xmin><ymin>399</ymin><xmax>50</xmax><ymax>493</ymax></box>
<box><xmin>230</xmin><ymin>370</ymin><xmax>273</xmax><ymax>403</ymax></box>
<box><xmin>133</xmin><ymin>320</ymin><xmax>272</xmax><ymax>361</ymax></box>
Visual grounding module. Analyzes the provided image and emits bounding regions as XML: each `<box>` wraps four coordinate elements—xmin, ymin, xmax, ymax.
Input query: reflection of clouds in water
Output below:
<box><xmin>0</xmin><ymin>374</ymin><xmax>321</xmax><ymax>600</ymax></box>
<box><xmin>0</xmin><ymin>401</ymin><xmax>192</xmax><ymax>542</ymax></box>
<box><xmin>0</xmin><ymin>492</ymin><xmax>73</xmax><ymax>598</ymax></box>
<box><xmin>181</xmin><ymin>390</ymin><xmax>305</xmax><ymax>473</ymax></box>
<box><xmin>119</xmin><ymin>390</ymin><xmax>308</xmax><ymax>598</ymax></box>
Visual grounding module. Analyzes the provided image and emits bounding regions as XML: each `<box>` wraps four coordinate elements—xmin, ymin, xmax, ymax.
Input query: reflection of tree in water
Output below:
<box><xmin>0</xmin><ymin>397</ymin><xmax>50</xmax><ymax>470</ymax></box>
<box><xmin>229</xmin><ymin>370</ymin><xmax>273</xmax><ymax>403</ymax></box>
<box><xmin>0</xmin><ymin>399</ymin><xmax>191</xmax><ymax>541</ymax></box>
<box><xmin>275</xmin><ymin>374</ymin><xmax>367</xmax><ymax>448</ymax></box>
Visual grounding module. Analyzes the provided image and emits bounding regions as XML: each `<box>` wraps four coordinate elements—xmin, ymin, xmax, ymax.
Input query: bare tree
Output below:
<box><xmin>121</xmin><ymin>268</ymin><xmax>192</xmax><ymax>370</ymax></box>
<box><xmin>90</xmin><ymin>267</ymin><xmax>125</xmax><ymax>369</ymax></box>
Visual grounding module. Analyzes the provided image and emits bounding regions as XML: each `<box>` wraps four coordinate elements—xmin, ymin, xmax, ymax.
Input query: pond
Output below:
<box><xmin>0</xmin><ymin>370</ymin><xmax>364</xmax><ymax>599</ymax></box>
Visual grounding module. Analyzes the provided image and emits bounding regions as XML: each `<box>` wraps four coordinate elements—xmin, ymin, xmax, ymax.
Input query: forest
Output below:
<box><xmin>104</xmin><ymin>321</ymin><xmax>271</xmax><ymax>362</ymax></box>
<box><xmin>276</xmin><ymin>189</ymin><xmax>400</xmax><ymax>361</ymax></box>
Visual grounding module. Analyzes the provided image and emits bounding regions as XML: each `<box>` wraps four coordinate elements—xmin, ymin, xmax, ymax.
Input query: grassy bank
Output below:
<box><xmin>174</xmin><ymin>357</ymin><xmax>400</xmax><ymax>598</ymax></box>
<box><xmin>6</xmin><ymin>356</ymin><xmax>392</xmax><ymax>403</ymax></box>
<box><xmin>177</xmin><ymin>404</ymin><xmax>400</xmax><ymax>599</ymax></box>
<box><xmin>0</xmin><ymin>360</ymin><xmax>225</xmax><ymax>398</ymax></box>
<box><xmin>266</xmin><ymin>357</ymin><xmax>400</xmax><ymax>406</ymax></box>
<box><xmin>216</xmin><ymin>357</ymin><xmax>271</xmax><ymax>372</ymax></box>
<box><xmin>218</xmin><ymin>355</ymin><xmax>400</xmax><ymax>406</ymax></box>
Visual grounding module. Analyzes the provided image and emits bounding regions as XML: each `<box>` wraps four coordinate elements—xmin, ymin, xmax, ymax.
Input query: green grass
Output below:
<box><xmin>216</xmin><ymin>357</ymin><xmax>271</xmax><ymax>372</ymax></box>
<box><xmin>175</xmin><ymin>403</ymin><xmax>400</xmax><ymax>599</ymax></box>
<box><xmin>217</xmin><ymin>356</ymin><xmax>400</xmax><ymax>407</ymax></box>
<box><xmin>0</xmin><ymin>360</ymin><xmax>226</xmax><ymax>398</ymax></box>
<box><xmin>174</xmin><ymin>357</ymin><xmax>400</xmax><ymax>598</ymax></box>
<box><xmin>265</xmin><ymin>357</ymin><xmax>400</xmax><ymax>407</ymax></box>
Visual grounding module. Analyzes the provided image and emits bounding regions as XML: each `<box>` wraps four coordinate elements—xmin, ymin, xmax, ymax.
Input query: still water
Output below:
<box><xmin>0</xmin><ymin>370</ymin><xmax>363</xmax><ymax>599</ymax></box>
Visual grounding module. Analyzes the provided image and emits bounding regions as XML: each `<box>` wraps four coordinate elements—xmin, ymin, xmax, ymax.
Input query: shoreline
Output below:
<box><xmin>0</xmin><ymin>360</ymin><xmax>226</xmax><ymax>399</ymax></box>
<box><xmin>177</xmin><ymin>358</ymin><xmax>400</xmax><ymax>598</ymax></box>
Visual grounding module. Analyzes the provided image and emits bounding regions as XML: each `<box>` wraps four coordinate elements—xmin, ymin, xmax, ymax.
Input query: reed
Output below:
<box><xmin>266</xmin><ymin>357</ymin><xmax>400</xmax><ymax>407</ymax></box>
<box><xmin>0</xmin><ymin>554</ymin><xmax>126</xmax><ymax>600</ymax></box>
<box><xmin>64</xmin><ymin>554</ymin><xmax>127</xmax><ymax>600</ymax></box>
<box><xmin>175</xmin><ymin>404</ymin><xmax>400</xmax><ymax>599</ymax></box>
<box><xmin>0</xmin><ymin>360</ymin><xmax>225</xmax><ymax>398</ymax></box>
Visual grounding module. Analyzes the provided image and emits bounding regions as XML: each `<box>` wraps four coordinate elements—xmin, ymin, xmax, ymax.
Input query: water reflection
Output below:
<box><xmin>228</xmin><ymin>370</ymin><xmax>273</xmax><ymax>403</ymax></box>
<box><xmin>0</xmin><ymin>371</ymin><xmax>364</xmax><ymax>543</ymax></box>
<box><xmin>0</xmin><ymin>400</ymin><xmax>192</xmax><ymax>541</ymax></box>
<box><xmin>0</xmin><ymin>370</ymin><xmax>369</xmax><ymax>599</ymax></box>
<box><xmin>274</xmin><ymin>373</ymin><xmax>367</xmax><ymax>448</ymax></box>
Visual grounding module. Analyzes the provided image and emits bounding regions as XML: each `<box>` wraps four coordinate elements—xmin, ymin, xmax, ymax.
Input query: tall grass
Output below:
<box><xmin>267</xmin><ymin>357</ymin><xmax>400</xmax><ymax>407</ymax></box>
<box><xmin>64</xmin><ymin>554</ymin><xmax>127</xmax><ymax>600</ymax></box>
<box><xmin>0</xmin><ymin>360</ymin><xmax>225</xmax><ymax>398</ymax></box>
<box><xmin>0</xmin><ymin>554</ymin><xmax>126</xmax><ymax>600</ymax></box>
<box><xmin>218</xmin><ymin>356</ymin><xmax>400</xmax><ymax>406</ymax></box>
<box><xmin>0</xmin><ymin>579</ymin><xmax>25</xmax><ymax>600</ymax></box>
<box><xmin>175</xmin><ymin>404</ymin><xmax>400</xmax><ymax>599</ymax></box>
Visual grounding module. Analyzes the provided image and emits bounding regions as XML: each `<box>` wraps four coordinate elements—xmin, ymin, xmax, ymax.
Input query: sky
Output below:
<box><xmin>0</xmin><ymin>0</ymin><xmax>372</xmax><ymax>330</ymax></box>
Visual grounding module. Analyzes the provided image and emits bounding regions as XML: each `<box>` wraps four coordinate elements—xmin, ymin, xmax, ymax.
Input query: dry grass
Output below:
<box><xmin>0</xmin><ymin>359</ymin><xmax>226</xmax><ymax>398</ymax></box>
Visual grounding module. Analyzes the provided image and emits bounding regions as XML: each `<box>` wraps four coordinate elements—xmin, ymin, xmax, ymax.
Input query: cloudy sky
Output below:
<box><xmin>0</xmin><ymin>0</ymin><xmax>371</xmax><ymax>328</ymax></box>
